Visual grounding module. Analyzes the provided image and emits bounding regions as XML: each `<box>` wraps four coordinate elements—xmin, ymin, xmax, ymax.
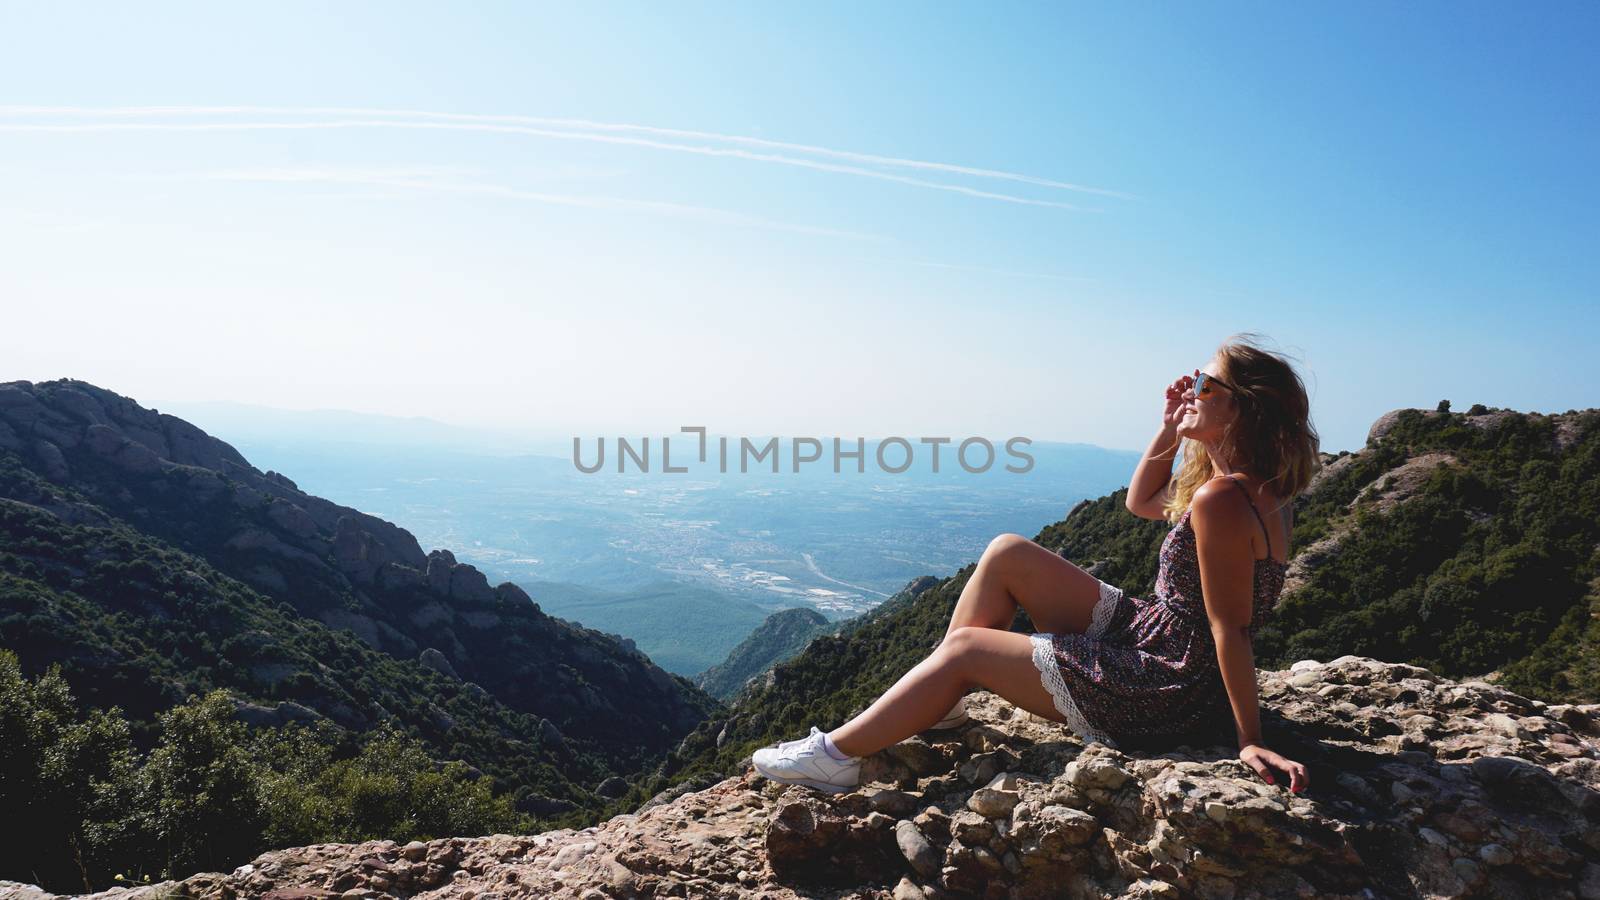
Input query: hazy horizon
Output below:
<box><xmin>15</xmin><ymin>385</ymin><xmax>1560</xmax><ymax>459</ymax></box>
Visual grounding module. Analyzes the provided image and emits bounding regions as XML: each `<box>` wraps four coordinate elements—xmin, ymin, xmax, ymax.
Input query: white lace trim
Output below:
<box><xmin>1086</xmin><ymin>580</ymin><xmax>1122</xmax><ymax>639</ymax></box>
<box><xmin>1029</xmin><ymin>632</ymin><xmax>1118</xmax><ymax>747</ymax></box>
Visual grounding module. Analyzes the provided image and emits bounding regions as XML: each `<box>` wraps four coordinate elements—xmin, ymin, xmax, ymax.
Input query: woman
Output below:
<box><xmin>752</xmin><ymin>333</ymin><xmax>1315</xmax><ymax>795</ymax></box>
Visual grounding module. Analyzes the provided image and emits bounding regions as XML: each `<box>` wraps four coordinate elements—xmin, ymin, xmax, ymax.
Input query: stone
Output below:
<box><xmin>1478</xmin><ymin>842</ymin><xmax>1514</xmax><ymax>866</ymax></box>
<box><xmin>1065</xmin><ymin>756</ymin><xmax>1133</xmax><ymax>791</ymax></box>
<box><xmin>1288</xmin><ymin>670</ymin><xmax>1321</xmax><ymax>688</ymax></box>
<box><xmin>893</xmin><ymin>876</ymin><xmax>927</xmax><ymax>900</ymax></box>
<box><xmin>867</xmin><ymin>788</ymin><xmax>920</xmax><ymax>817</ymax></box>
<box><xmin>967</xmin><ymin>786</ymin><xmax>1020</xmax><ymax>819</ymax></box>
<box><xmin>895</xmin><ymin>821</ymin><xmax>942</xmax><ymax>879</ymax></box>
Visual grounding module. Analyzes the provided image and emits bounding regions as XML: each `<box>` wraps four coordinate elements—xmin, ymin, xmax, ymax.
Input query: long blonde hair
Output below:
<box><xmin>1161</xmin><ymin>333</ymin><xmax>1321</xmax><ymax>522</ymax></box>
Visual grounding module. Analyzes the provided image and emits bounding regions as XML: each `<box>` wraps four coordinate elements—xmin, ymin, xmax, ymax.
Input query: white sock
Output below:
<box><xmin>821</xmin><ymin>732</ymin><xmax>853</xmax><ymax>761</ymax></box>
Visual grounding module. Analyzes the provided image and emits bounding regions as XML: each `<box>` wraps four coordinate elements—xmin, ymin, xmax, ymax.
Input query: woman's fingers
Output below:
<box><xmin>1244</xmin><ymin>756</ymin><xmax>1273</xmax><ymax>784</ymax></box>
<box><xmin>1270</xmin><ymin>756</ymin><xmax>1307</xmax><ymax>793</ymax></box>
<box><xmin>1288</xmin><ymin>761</ymin><xmax>1309</xmax><ymax>793</ymax></box>
<box><xmin>1242</xmin><ymin>747</ymin><xmax>1310</xmax><ymax>793</ymax></box>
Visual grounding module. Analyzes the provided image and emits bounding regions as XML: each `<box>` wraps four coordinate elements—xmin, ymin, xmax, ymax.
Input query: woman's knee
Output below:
<box><xmin>943</xmin><ymin>624</ymin><xmax>989</xmax><ymax>653</ymax></box>
<box><xmin>985</xmin><ymin>532</ymin><xmax>1029</xmax><ymax>559</ymax></box>
<box><xmin>936</xmin><ymin>626</ymin><xmax>991</xmax><ymax>683</ymax></box>
<box><xmin>936</xmin><ymin>626</ymin><xmax>1049</xmax><ymax>701</ymax></box>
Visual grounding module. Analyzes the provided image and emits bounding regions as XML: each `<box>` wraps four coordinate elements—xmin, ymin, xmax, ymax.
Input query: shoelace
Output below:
<box><xmin>771</xmin><ymin>726</ymin><xmax>823</xmax><ymax>753</ymax></box>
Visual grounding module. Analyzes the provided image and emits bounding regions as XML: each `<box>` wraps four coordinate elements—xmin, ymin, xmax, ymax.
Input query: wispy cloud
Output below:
<box><xmin>903</xmin><ymin>260</ymin><xmax>1098</xmax><ymax>282</ymax></box>
<box><xmin>840</xmin><ymin>254</ymin><xmax>1097</xmax><ymax>283</ymax></box>
<box><xmin>0</xmin><ymin>105</ymin><xmax>1131</xmax><ymax>211</ymax></box>
<box><xmin>0</xmin><ymin>208</ymin><xmax>121</xmax><ymax>234</ymax></box>
<box><xmin>179</xmin><ymin>164</ymin><xmax>479</xmax><ymax>183</ymax></box>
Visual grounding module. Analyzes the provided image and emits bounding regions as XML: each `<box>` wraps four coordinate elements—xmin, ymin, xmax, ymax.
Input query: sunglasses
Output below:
<box><xmin>1192</xmin><ymin>370</ymin><xmax>1236</xmax><ymax>397</ymax></box>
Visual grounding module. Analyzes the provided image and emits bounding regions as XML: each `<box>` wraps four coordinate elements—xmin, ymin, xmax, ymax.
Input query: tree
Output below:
<box><xmin>0</xmin><ymin>650</ymin><xmax>142</xmax><ymax>891</ymax></box>
<box><xmin>138</xmin><ymin>691</ymin><xmax>265</xmax><ymax>879</ymax></box>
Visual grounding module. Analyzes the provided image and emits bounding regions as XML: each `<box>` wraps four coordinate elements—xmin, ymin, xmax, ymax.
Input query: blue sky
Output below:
<box><xmin>1</xmin><ymin>2</ymin><xmax>1595</xmax><ymax>454</ymax></box>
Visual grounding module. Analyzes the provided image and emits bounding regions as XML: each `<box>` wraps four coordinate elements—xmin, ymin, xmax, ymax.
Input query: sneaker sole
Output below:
<box><xmin>753</xmin><ymin>768</ymin><xmax>857</xmax><ymax>794</ymax></box>
<box><xmin>927</xmin><ymin>695</ymin><xmax>972</xmax><ymax>731</ymax></box>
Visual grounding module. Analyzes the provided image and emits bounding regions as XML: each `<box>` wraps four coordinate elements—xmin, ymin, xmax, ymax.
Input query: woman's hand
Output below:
<box><xmin>1239</xmin><ymin>743</ymin><xmax>1309</xmax><ymax>793</ymax></box>
<box><xmin>1162</xmin><ymin>373</ymin><xmax>1194</xmax><ymax>429</ymax></box>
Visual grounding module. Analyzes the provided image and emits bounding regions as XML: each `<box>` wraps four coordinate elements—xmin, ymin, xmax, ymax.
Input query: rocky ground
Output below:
<box><xmin>5</xmin><ymin>655</ymin><xmax>1599</xmax><ymax>900</ymax></box>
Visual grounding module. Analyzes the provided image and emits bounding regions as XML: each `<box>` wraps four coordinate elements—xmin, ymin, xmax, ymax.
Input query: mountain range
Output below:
<box><xmin>3</xmin><ymin>380</ymin><xmax>1597</xmax><ymax>896</ymax></box>
<box><xmin>0</xmin><ymin>380</ymin><xmax>721</xmax><ymax>827</ymax></box>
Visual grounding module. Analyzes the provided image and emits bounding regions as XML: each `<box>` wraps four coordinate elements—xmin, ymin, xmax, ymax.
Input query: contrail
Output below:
<box><xmin>0</xmin><ymin>105</ymin><xmax>1131</xmax><ymax>208</ymax></box>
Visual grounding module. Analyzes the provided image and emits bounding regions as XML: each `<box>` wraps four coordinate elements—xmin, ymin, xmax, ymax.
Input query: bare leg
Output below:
<box><xmin>825</xmin><ymin>535</ymin><xmax>1111</xmax><ymax>757</ymax></box>
<box><xmin>829</xmin><ymin>626</ymin><xmax>1069</xmax><ymax>758</ymax></box>
<box><xmin>945</xmin><ymin>538</ymin><xmax>1018</xmax><ymax>636</ymax></box>
<box><xmin>946</xmin><ymin>533</ymin><xmax>1109</xmax><ymax>639</ymax></box>
<box><xmin>826</xmin><ymin>647</ymin><xmax>968</xmax><ymax>760</ymax></box>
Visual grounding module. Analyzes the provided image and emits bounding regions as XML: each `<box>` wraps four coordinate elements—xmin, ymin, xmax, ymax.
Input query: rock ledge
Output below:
<box><xmin>6</xmin><ymin>656</ymin><xmax>1598</xmax><ymax>900</ymax></box>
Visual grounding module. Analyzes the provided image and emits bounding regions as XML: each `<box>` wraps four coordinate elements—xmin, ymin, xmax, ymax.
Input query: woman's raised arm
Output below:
<box><xmin>1125</xmin><ymin>373</ymin><xmax>1191</xmax><ymax>519</ymax></box>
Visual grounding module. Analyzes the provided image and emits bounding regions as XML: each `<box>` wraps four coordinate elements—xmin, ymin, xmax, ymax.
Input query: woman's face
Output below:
<box><xmin>1175</xmin><ymin>357</ymin><xmax>1238</xmax><ymax>444</ymax></box>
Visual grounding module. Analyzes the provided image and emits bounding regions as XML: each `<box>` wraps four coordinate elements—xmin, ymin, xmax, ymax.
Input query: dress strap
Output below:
<box><xmin>1226</xmin><ymin>475</ymin><xmax>1273</xmax><ymax>558</ymax></box>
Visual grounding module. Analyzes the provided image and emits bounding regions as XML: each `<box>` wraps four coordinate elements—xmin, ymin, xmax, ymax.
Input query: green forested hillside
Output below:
<box><xmin>694</xmin><ymin>606</ymin><xmax>832</xmax><ymax>700</ymax></box>
<box><xmin>0</xmin><ymin>459</ymin><xmax>684</xmax><ymax>890</ymax></box>
<box><xmin>0</xmin><ymin>379</ymin><xmax>722</xmax><ymax>751</ymax></box>
<box><xmin>0</xmin><ymin>379</ymin><xmax>725</xmax><ymax>891</ymax></box>
<box><xmin>0</xmin><ymin>467</ymin><xmax>592</xmax><ymax>795</ymax></box>
<box><xmin>1256</xmin><ymin>407</ymin><xmax>1600</xmax><ymax>702</ymax></box>
<box><xmin>526</xmin><ymin>578</ymin><xmax>771</xmax><ymax>676</ymax></box>
<box><xmin>689</xmin><ymin>576</ymin><xmax>944</xmax><ymax>705</ymax></box>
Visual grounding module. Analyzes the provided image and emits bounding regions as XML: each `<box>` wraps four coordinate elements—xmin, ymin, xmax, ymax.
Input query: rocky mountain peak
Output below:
<box><xmin>0</xmin><ymin>378</ymin><xmax>477</xmax><ymax>606</ymax></box>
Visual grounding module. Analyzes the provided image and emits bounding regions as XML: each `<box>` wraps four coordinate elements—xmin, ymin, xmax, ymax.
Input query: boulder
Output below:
<box><xmin>418</xmin><ymin>647</ymin><xmax>460</xmax><ymax>681</ymax></box>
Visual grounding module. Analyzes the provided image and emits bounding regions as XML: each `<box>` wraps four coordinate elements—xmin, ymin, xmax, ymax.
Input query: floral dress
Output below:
<box><xmin>1029</xmin><ymin>477</ymin><xmax>1288</xmax><ymax>748</ymax></box>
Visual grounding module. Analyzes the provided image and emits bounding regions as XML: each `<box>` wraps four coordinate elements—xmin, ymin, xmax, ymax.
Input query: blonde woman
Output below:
<box><xmin>753</xmin><ymin>333</ymin><xmax>1315</xmax><ymax>796</ymax></box>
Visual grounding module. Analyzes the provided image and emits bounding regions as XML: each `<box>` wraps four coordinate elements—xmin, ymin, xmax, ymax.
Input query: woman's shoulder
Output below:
<box><xmin>1190</xmin><ymin>474</ymin><xmax>1247</xmax><ymax>507</ymax></box>
<box><xmin>1189</xmin><ymin>474</ymin><xmax>1289</xmax><ymax>528</ymax></box>
<box><xmin>1203</xmin><ymin>473</ymin><xmax>1290</xmax><ymax>510</ymax></box>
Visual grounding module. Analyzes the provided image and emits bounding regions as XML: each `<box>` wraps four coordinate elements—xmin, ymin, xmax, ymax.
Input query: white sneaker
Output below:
<box><xmin>929</xmin><ymin>695</ymin><xmax>970</xmax><ymax>731</ymax></box>
<box><xmin>751</xmin><ymin>727</ymin><xmax>861</xmax><ymax>794</ymax></box>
